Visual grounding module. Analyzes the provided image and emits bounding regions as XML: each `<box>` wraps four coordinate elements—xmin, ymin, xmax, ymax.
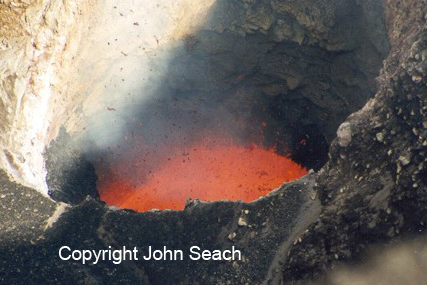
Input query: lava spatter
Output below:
<box><xmin>96</xmin><ymin>135</ymin><xmax>307</xmax><ymax>212</ymax></box>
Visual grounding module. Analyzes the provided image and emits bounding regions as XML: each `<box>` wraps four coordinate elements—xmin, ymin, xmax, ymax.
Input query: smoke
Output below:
<box><xmin>64</xmin><ymin>0</ymin><xmax>275</xmax><ymax>168</ymax></box>
<box><xmin>56</xmin><ymin>0</ymin><xmax>282</xmax><ymax>203</ymax></box>
<box><xmin>66</xmin><ymin>0</ymin><xmax>215</xmax><ymax>150</ymax></box>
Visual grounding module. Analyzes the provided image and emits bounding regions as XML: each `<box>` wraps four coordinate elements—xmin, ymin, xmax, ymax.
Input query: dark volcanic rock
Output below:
<box><xmin>4</xmin><ymin>0</ymin><xmax>427</xmax><ymax>285</ymax></box>
<box><xmin>99</xmin><ymin>177</ymin><xmax>319</xmax><ymax>285</ymax></box>
<box><xmin>46</xmin><ymin>128</ymin><xmax>99</xmax><ymax>205</ymax></box>
<box><xmin>114</xmin><ymin>0</ymin><xmax>389</xmax><ymax>171</ymax></box>
<box><xmin>1</xmin><ymin>170</ymin><xmax>319</xmax><ymax>284</ymax></box>
<box><xmin>0</xmin><ymin>170</ymin><xmax>148</xmax><ymax>284</ymax></box>
<box><xmin>282</xmin><ymin>1</ymin><xmax>427</xmax><ymax>283</ymax></box>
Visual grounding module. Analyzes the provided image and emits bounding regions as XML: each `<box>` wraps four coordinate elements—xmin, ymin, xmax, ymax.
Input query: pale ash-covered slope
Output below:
<box><xmin>0</xmin><ymin>0</ymin><xmax>223</xmax><ymax>194</ymax></box>
<box><xmin>2</xmin><ymin>0</ymin><xmax>427</xmax><ymax>284</ymax></box>
<box><xmin>0</xmin><ymin>0</ymin><xmax>97</xmax><ymax>193</ymax></box>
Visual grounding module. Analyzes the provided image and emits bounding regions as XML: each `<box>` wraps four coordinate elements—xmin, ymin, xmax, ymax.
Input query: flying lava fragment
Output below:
<box><xmin>96</xmin><ymin>135</ymin><xmax>308</xmax><ymax>212</ymax></box>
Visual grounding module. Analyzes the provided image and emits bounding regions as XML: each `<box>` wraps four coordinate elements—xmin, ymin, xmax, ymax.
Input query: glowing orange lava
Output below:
<box><xmin>97</xmin><ymin>137</ymin><xmax>307</xmax><ymax>212</ymax></box>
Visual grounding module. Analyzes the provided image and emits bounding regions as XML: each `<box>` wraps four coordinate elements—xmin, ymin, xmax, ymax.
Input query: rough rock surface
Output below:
<box><xmin>282</xmin><ymin>0</ymin><xmax>427</xmax><ymax>283</ymax></box>
<box><xmin>0</xmin><ymin>0</ymin><xmax>389</xmax><ymax>189</ymax></box>
<box><xmin>1</xmin><ymin>0</ymin><xmax>427</xmax><ymax>285</ymax></box>
<box><xmin>0</xmin><ymin>0</ymin><xmax>97</xmax><ymax>193</ymax></box>
<box><xmin>0</xmin><ymin>170</ymin><xmax>144</xmax><ymax>284</ymax></box>
<box><xmin>45</xmin><ymin>128</ymin><xmax>98</xmax><ymax>205</ymax></box>
<box><xmin>0</xmin><ymin>169</ymin><xmax>319</xmax><ymax>284</ymax></box>
<box><xmin>148</xmin><ymin>0</ymin><xmax>389</xmax><ymax>170</ymax></box>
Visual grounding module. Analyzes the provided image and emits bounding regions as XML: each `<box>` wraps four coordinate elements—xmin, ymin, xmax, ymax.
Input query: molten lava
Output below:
<box><xmin>97</xmin><ymin>136</ymin><xmax>307</xmax><ymax>212</ymax></box>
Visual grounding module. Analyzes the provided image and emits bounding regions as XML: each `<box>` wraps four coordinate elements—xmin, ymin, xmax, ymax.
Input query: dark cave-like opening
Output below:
<box><xmin>45</xmin><ymin>0</ymin><xmax>389</xmax><ymax>211</ymax></box>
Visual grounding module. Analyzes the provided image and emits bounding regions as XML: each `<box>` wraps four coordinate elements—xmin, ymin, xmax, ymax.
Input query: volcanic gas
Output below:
<box><xmin>96</xmin><ymin>134</ymin><xmax>307</xmax><ymax>212</ymax></box>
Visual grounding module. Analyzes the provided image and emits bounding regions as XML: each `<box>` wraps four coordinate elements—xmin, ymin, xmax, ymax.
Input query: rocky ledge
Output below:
<box><xmin>1</xmin><ymin>0</ymin><xmax>427</xmax><ymax>284</ymax></box>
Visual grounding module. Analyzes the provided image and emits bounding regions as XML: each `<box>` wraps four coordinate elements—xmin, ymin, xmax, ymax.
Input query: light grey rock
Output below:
<box><xmin>337</xmin><ymin>122</ymin><xmax>352</xmax><ymax>147</ymax></box>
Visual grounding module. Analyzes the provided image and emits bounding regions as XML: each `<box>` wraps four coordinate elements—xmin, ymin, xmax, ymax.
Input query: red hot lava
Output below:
<box><xmin>96</xmin><ymin>136</ymin><xmax>307</xmax><ymax>212</ymax></box>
